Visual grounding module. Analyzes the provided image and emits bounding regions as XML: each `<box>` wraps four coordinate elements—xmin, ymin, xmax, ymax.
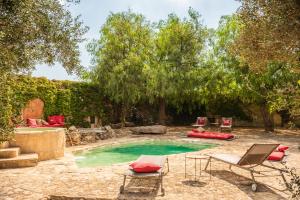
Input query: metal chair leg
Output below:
<box><xmin>120</xmin><ymin>175</ymin><xmax>126</xmax><ymax>193</ymax></box>
<box><xmin>204</xmin><ymin>157</ymin><xmax>211</xmax><ymax>170</ymax></box>
<box><xmin>250</xmin><ymin>171</ymin><xmax>258</xmax><ymax>192</ymax></box>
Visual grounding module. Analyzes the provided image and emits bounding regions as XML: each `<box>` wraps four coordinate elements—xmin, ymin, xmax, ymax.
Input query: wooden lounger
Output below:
<box><xmin>120</xmin><ymin>155</ymin><xmax>169</xmax><ymax>195</ymax></box>
<box><xmin>204</xmin><ymin>144</ymin><xmax>288</xmax><ymax>191</ymax></box>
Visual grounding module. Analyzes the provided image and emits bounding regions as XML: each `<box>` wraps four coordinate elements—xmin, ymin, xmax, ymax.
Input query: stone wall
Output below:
<box><xmin>66</xmin><ymin>126</ymin><xmax>130</xmax><ymax>146</ymax></box>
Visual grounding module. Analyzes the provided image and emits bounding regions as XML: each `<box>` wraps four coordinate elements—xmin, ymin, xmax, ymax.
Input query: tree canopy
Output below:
<box><xmin>88</xmin><ymin>10</ymin><xmax>153</xmax><ymax>124</ymax></box>
<box><xmin>0</xmin><ymin>0</ymin><xmax>88</xmax><ymax>74</ymax></box>
<box><xmin>233</xmin><ymin>0</ymin><xmax>300</xmax><ymax>71</ymax></box>
<box><xmin>145</xmin><ymin>9</ymin><xmax>208</xmax><ymax>123</ymax></box>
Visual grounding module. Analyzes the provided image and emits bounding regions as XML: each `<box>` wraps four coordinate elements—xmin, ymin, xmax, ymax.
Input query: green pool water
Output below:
<box><xmin>74</xmin><ymin>140</ymin><xmax>215</xmax><ymax>167</ymax></box>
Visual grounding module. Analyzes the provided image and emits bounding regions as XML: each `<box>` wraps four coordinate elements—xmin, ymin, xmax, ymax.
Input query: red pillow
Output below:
<box><xmin>268</xmin><ymin>152</ymin><xmax>285</xmax><ymax>161</ymax></box>
<box><xmin>130</xmin><ymin>162</ymin><xmax>161</xmax><ymax>173</ymax></box>
<box><xmin>56</xmin><ymin>116</ymin><xmax>64</xmax><ymax>124</ymax></box>
<box><xmin>48</xmin><ymin>116</ymin><xmax>57</xmax><ymax>125</ymax></box>
<box><xmin>27</xmin><ymin>118</ymin><xmax>37</xmax><ymax>126</ymax></box>
<box><xmin>197</xmin><ymin>118</ymin><xmax>205</xmax><ymax>125</ymax></box>
<box><xmin>277</xmin><ymin>145</ymin><xmax>289</xmax><ymax>152</ymax></box>
<box><xmin>223</xmin><ymin>119</ymin><xmax>231</xmax><ymax>126</ymax></box>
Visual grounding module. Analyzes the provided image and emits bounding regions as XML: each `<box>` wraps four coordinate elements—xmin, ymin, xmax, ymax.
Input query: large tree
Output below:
<box><xmin>145</xmin><ymin>8</ymin><xmax>208</xmax><ymax>124</ymax></box>
<box><xmin>88</xmin><ymin>11</ymin><xmax>152</xmax><ymax>125</ymax></box>
<box><xmin>233</xmin><ymin>0</ymin><xmax>300</xmax><ymax>71</ymax></box>
<box><xmin>0</xmin><ymin>0</ymin><xmax>88</xmax><ymax>74</ymax></box>
<box><xmin>0</xmin><ymin>0</ymin><xmax>87</xmax><ymax>141</ymax></box>
<box><xmin>211</xmin><ymin>15</ymin><xmax>300</xmax><ymax>132</ymax></box>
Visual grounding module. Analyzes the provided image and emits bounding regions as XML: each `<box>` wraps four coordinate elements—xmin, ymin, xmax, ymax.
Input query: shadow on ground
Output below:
<box><xmin>208</xmin><ymin>170</ymin><xmax>287</xmax><ymax>200</ymax></box>
<box><xmin>117</xmin><ymin>177</ymin><xmax>163</xmax><ymax>200</ymax></box>
<box><xmin>181</xmin><ymin>180</ymin><xmax>207</xmax><ymax>187</ymax></box>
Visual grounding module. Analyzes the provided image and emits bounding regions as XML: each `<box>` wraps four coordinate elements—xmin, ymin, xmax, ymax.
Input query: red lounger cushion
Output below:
<box><xmin>268</xmin><ymin>151</ymin><xmax>285</xmax><ymax>161</ymax></box>
<box><xmin>223</xmin><ymin>119</ymin><xmax>231</xmax><ymax>126</ymax></box>
<box><xmin>187</xmin><ymin>131</ymin><xmax>234</xmax><ymax>140</ymax></box>
<box><xmin>130</xmin><ymin>162</ymin><xmax>161</xmax><ymax>173</ymax></box>
<box><xmin>277</xmin><ymin>145</ymin><xmax>289</xmax><ymax>152</ymax></box>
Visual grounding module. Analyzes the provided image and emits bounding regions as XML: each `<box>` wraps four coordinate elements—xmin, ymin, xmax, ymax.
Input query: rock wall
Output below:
<box><xmin>66</xmin><ymin>126</ymin><xmax>129</xmax><ymax>146</ymax></box>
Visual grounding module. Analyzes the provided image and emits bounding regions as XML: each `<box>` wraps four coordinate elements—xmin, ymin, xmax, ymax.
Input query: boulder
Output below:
<box><xmin>66</xmin><ymin>130</ymin><xmax>81</xmax><ymax>146</ymax></box>
<box><xmin>110</xmin><ymin>123</ymin><xmax>122</xmax><ymax>129</ymax></box>
<box><xmin>68</xmin><ymin>126</ymin><xmax>77</xmax><ymax>131</ymax></box>
<box><xmin>81</xmin><ymin>132</ymin><xmax>96</xmax><ymax>143</ymax></box>
<box><xmin>104</xmin><ymin>125</ymin><xmax>116</xmax><ymax>138</ymax></box>
<box><xmin>125</xmin><ymin>122</ymin><xmax>135</xmax><ymax>127</ymax></box>
<box><xmin>130</xmin><ymin>125</ymin><xmax>167</xmax><ymax>134</ymax></box>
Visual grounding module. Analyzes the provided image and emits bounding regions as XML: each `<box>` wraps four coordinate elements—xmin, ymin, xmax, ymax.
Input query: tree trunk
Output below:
<box><xmin>260</xmin><ymin>104</ymin><xmax>274</xmax><ymax>132</ymax></box>
<box><xmin>158</xmin><ymin>98</ymin><xmax>167</xmax><ymax>125</ymax></box>
<box><xmin>120</xmin><ymin>104</ymin><xmax>127</xmax><ymax>127</ymax></box>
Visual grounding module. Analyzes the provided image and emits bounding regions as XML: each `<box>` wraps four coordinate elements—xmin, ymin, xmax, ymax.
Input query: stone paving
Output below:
<box><xmin>0</xmin><ymin>127</ymin><xmax>300</xmax><ymax>200</ymax></box>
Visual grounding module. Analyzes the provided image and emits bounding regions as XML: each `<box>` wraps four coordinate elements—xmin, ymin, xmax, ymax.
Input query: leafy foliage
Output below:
<box><xmin>233</xmin><ymin>0</ymin><xmax>300</xmax><ymax>71</ymax></box>
<box><xmin>209</xmin><ymin>15</ymin><xmax>300</xmax><ymax>131</ymax></box>
<box><xmin>0</xmin><ymin>0</ymin><xmax>88</xmax><ymax>74</ymax></box>
<box><xmin>88</xmin><ymin>10</ymin><xmax>153</xmax><ymax>123</ymax></box>
<box><xmin>147</xmin><ymin>9</ymin><xmax>208</xmax><ymax>106</ymax></box>
<box><xmin>3</xmin><ymin>76</ymin><xmax>105</xmax><ymax>131</ymax></box>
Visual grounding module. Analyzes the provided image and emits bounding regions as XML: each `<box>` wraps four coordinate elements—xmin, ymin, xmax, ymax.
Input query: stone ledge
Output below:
<box><xmin>48</xmin><ymin>195</ymin><xmax>114</xmax><ymax>200</ymax></box>
<box><xmin>0</xmin><ymin>153</ymin><xmax>38</xmax><ymax>169</ymax></box>
<box><xmin>0</xmin><ymin>147</ymin><xmax>20</xmax><ymax>158</ymax></box>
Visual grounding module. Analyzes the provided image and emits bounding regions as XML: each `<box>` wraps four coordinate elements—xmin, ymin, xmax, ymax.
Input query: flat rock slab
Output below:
<box><xmin>130</xmin><ymin>125</ymin><xmax>167</xmax><ymax>134</ymax></box>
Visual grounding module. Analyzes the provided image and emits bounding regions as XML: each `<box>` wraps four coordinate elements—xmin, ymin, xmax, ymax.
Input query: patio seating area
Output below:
<box><xmin>0</xmin><ymin>127</ymin><xmax>299</xmax><ymax>200</ymax></box>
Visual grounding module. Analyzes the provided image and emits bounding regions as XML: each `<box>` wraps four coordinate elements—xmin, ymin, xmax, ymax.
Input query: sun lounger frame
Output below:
<box><xmin>120</xmin><ymin>155</ymin><xmax>169</xmax><ymax>196</ymax></box>
<box><xmin>204</xmin><ymin>144</ymin><xmax>289</xmax><ymax>191</ymax></box>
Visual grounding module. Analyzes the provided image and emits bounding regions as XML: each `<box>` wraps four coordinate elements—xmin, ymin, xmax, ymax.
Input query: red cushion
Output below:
<box><xmin>197</xmin><ymin>118</ymin><xmax>205</xmax><ymax>125</ymax></box>
<box><xmin>187</xmin><ymin>131</ymin><xmax>234</xmax><ymax>140</ymax></box>
<box><xmin>48</xmin><ymin>116</ymin><xmax>57</xmax><ymax>125</ymax></box>
<box><xmin>223</xmin><ymin>119</ymin><xmax>231</xmax><ymax>126</ymax></box>
<box><xmin>277</xmin><ymin>145</ymin><xmax>289</xmax><ymax>152</ymax></box>
<box><xmin>55</xmin><ymin>115</ymin><xmax>64</xmax><ymax>124</ymax></box>
<box><xmin>129</xmin><ymin>162</ymin><xmax>161</xmax><ymax>173</ymax></box>
<box><xmin>27</xmin><ymin>118</ymin><xmax>37</xmax><ymax>126</ymax></box>
<box><xmin>268</xmin><ymin>151</ymin><xmax>284</xmax><ymax>161</ymax></box>
<box><xmin>48</xmin><ymin>115</ymin><xmax>64</xmax><ymax>125</ymax></box>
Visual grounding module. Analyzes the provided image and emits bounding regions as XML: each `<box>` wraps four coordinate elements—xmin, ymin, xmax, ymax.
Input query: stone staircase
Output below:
<box><xmin>0</xmin><ymin>146</ymin><xmax>38</xmax><ymax>169</ymax></box>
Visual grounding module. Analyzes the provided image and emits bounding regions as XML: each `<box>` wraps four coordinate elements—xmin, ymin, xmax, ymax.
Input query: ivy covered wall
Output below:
<box><xmin>7</xmin><ymin>76</ymin><xmax>106</xmax><ymax>128</ymax></box>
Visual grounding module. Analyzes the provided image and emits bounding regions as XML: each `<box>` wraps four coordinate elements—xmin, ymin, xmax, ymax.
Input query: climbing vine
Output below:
<box><xmin>2</xmin><ymin>75</ymin><xmax>106</xmax><ymax>133</ymax></box>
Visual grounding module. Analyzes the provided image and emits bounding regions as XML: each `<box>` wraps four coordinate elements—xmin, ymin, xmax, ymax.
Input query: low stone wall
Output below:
<box><xmin>66</xmin><ymin>126</ymin><xmax>130</xmax><ymax>146</ymax></box>
<box><xmin>11</xmin><ymin>128</ymin><xmax>65</xmax><ymax>161</ymax></box>
<box><xmin>48</xmin><ymin>195</ymin><xmax>112</xmax><ymax>200</ymax></box>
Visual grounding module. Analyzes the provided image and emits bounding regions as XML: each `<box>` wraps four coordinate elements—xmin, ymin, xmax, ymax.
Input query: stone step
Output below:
<box><xmin>0</xmin><ymin>153</ymin><xmax>38</xmax><ymax>169</ymax></box>
<box><xmin>0</xmin><ymin>147</ymin><xmax>20</xmax><ymax>158</ymax></box>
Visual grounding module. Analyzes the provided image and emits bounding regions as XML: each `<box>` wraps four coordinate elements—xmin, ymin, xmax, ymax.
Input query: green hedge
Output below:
<box><xmin>6</xmin><ymin>75</ymin><xmax>105</xmax><ymax>128</ymax></box>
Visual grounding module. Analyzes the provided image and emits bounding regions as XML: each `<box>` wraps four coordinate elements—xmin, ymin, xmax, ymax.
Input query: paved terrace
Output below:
<box><xmin>0</xmin><ymin>127</ymin><xmax>299</xmax><ymax>200</ymax></box>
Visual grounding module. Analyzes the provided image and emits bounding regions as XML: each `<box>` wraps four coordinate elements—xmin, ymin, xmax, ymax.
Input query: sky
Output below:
<box><xmin>32</xmin><ymin>0</ymin><xmax>241</xmax><ymax>81</ymax></box>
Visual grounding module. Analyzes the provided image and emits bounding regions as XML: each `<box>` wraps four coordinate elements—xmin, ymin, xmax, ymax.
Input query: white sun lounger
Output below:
<box><xmin>120</xmin><ymin>155</ymin><xmax>169</xmax><ymax>195</ymax></box>
<box><xmin>204</xmin><ymin>144</ymin><xmax>288</xmax><ymax>191</ymax></box>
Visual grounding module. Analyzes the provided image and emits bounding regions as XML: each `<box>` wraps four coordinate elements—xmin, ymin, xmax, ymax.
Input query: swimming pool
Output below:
<box><xmin>74</xmin><ymin>140</ymin><xmax>215</xmax><ymax>167</ymax></box>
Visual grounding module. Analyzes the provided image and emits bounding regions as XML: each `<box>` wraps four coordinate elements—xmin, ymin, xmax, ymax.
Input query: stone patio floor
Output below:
<box><xmin>0</xmin><ymin>127</ymin><xmax>300</xmax><ymax>200</ymax></box>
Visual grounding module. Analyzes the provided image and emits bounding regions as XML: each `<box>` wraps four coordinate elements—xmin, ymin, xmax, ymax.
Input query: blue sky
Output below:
<box><xmin>32</xmin><ymin>0</ymin><xmax>241</xmax><ymax>80</ymax></box>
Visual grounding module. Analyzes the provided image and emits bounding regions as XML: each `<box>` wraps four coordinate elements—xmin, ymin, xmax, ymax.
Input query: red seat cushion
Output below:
<box><xmin>48</xmin><ymin>115</ymin><xmax>64</xmax><ymax>125</ymax></box>
<box><xmin>187</xmin><ymin>131</ymin><xmax>234</xmax><ymax>140</ymax></box>
<box><xmin>197</xmin><ymin>118</ymin><xmax>206</xmax><ymax>125</ymax></box>
<box><xmin>268</xmin><ymin>151</ymin><xmax>285</xmax><ymax>161</ymax></box>
<box><xmin>27</xmin><ymin>118</ymin><xmax>37</xmax><ymax>126</ymax></box>
<box><xmin>277</xmin><ymin>145</ymin><xmax>289</xmax><ymax>152</ymax></box>
<box><xmin>223</xmin><ymin>119</ymin><xmax>231</xmax><ymax>126</ymax></box>
<box><xmin>48</xmin><ymin>116</ymin><xmax>57</xmax><ymax>125</ymax></box>
<box><xmin>129</xmin><ymin>162</ymin><xmax>161</xmax><ymax>173</ymax></box>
